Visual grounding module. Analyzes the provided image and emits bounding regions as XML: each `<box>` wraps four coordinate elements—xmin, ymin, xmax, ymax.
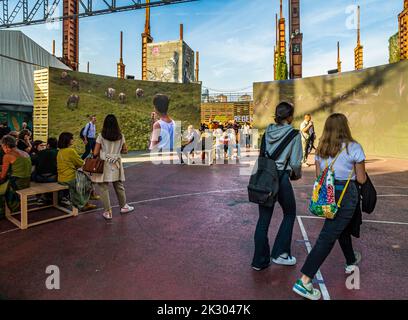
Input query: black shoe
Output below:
<box><xmin>251</xmin><ymin>262</ymin><xmax>271</xmax><ymax>271</ymax></box>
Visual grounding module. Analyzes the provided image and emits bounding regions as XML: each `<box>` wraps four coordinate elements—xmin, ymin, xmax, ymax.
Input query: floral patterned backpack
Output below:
<box><xmin>309</xmin><ymin>147</ymin><xmax>354</xmax><ymax>219</ymax></box>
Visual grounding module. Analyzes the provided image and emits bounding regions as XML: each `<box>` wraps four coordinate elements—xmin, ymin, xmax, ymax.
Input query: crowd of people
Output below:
<box><xmin>0</xmin><ymin>95</ymin><xmax>368</xmax><ymax>301</ymax></box>
<box><xmin>176</xmin><ymin>121</ymin><xmax>253</xmax><ymax>164</ymax></box>
<box><xmin>0</xmin><ymin>115</ymin><xmax>134</xmax><ymax>221</ymax></box>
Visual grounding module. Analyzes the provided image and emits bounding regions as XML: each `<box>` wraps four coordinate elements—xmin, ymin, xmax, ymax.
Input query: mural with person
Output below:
<box><xmin>34</xmin><ymin>67</ymin><xmax>201</xmax><ymax>152</ymax></box>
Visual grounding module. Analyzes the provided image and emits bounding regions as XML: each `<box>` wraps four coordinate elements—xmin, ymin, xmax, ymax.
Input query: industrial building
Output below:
<box><xmin>147</xmin><ymin>39</ymin><xmax>195</xmax><ymax>83</ymax></box>
<box><xmin>146</xmin><ymin>24</ymin><xmax>197</xmax><ymax>83</ymax></box>
<box><xmin>0</xmin><ymin>30</ymin><xmax>69</xmax><ymax>131</ymax></box>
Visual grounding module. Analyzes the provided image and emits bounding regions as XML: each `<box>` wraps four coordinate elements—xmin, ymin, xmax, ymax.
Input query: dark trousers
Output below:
<box><xmin>301</xmin><ymin>181</ymin><xmax>359</xmax><ymax>279</ymax></box>
<box><xmin>82</xmin><ymin>138</ymin><xmax>96</xmax><ymax>160</ymax></box>
<box><xmin>252</xmin><ymin>171</ymin><xmax>297</xmax><ymax>268</ymax></box>
<box><xmin>31</xmin><ymin>172</ymin><xmax>57</xmax><ymax>183</ymax></box>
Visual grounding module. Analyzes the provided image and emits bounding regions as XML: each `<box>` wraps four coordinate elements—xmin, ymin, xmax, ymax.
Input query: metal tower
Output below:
<box><xmin>354</xmin><ymin>5</ymin><xmax>363</xmax><ymax>70</ymax></box>
<box><xmin>62</xmin><ymin>0</ymin><xmax>79</xmax><ymax>71</ymax></box>
<box><xmin>117</xmin><ymin>31</ymin><xmax>126</xmax><ymax>79</ymax></box>
<box><xmin>142</xmin><ymin>0</ymin><xmax>153</xmax><ymax>80</ymax></box>
<box><xmin>399</xmin><ymin>0</ymin><xmax>408</xmax><ymax>60</ymax></box>
<box><xmin>289</xmin><ymin>0</ymin><xmax>303</xmax><ymax>79</ymax></box>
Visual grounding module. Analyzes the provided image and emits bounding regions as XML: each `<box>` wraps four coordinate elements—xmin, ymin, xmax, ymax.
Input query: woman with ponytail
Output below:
<box><xmin>251</xmin><ymin>102</ymin><xmax>303</xmax><ymax>271</ymax></box>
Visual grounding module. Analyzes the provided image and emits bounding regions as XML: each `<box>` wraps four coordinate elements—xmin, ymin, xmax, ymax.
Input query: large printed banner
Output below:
<box><xmin>34</xmin><ymin>67</ymin><xmax>201</xmax><ymax>152</ymax></box>
<box><xmin>253</xmin><ymin>61</ymin><xmax>408</xmax><ymax>159</ymax></box>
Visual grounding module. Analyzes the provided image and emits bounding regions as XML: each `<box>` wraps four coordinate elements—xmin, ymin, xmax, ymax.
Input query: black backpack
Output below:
<box><xmin>360</xmin><ymin>173</ymin><xmax>377</xmax><ymax>214</ymax></box>
<box><xmin>79</xmin><ymin>124</ymin><xmax>91</xmax><ymax>140</ymax></box>
<box><xmin>247</xmin><ymin>129</ymin><xmax>299</xmax><ymax>207</ymax></box>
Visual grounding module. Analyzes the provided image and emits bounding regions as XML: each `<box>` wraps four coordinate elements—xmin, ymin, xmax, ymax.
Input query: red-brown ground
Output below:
<box><xmin>0</xmin><ymin>154</ymin><xmax>407</xmax><ymax>300</ymax></box>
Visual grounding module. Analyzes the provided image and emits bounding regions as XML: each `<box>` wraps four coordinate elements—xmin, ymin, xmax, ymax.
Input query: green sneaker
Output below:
<box><xmin>293</xmin><ymin>279</ymin><xmax>321</xmax><ymax>300</ymax></box>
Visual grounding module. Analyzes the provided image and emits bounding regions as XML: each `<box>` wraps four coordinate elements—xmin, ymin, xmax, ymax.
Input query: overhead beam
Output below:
<box><xmin>0</xmin><ymin>0</ymin><xmax>197</xmax><ymax>28</ymax></box>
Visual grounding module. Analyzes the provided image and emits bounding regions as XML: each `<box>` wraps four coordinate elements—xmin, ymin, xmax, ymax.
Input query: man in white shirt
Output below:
<box><xmin>82</xmin><ymin>115</ymin><xmax>97</xmax><ymax>159</ymax></box>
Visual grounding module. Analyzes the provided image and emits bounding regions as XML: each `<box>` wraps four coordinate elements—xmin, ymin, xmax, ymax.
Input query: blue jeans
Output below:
<box><xmin>228</xmin><ymin>144</ymin><xmax>241</xmax><ymax>157</ymax></box>
<box><xmin>252</xmin><ymin>171</ymin><xmax>297</xmax><ymax>268</ymax></box>
<box><xmin>301</xmin><ymin>181</ymin><xmax>359</xmax><ymax>279</ymax></box>
<box><xmin>82</xmin><ymin>138</ymin><xmax>96</xmax><ymax>160</ymax></box>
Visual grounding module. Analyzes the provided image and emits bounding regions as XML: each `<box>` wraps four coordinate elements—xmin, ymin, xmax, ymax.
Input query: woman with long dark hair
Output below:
<box><xmin>92</xmin><ymin>114</ymin><xmax>134</xmax><ymax>220</ymax></box>
<box><xmin>252</xmin><ymin>102</ymin><xmax>303</xmax><ymax>271</ymax></box>
<box><xmin>293</xmin><ymin>113</ymin><xmax>367</xmax><ymax>300</ymax></box>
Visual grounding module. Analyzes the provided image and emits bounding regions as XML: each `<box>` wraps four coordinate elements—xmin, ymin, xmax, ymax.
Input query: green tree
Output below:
<box><xmin>276</xmin><ymin>55</ymin><xmax>288</xmax><ymax>80</ymax></box>
<box><xmin>389</xmin><ymin>32</ymin><xmax>400</xmax><ymax>64</ymax></box>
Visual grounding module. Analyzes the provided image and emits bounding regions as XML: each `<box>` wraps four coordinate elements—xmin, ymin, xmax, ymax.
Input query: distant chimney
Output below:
<box><xmin>195</xmin><ymin>51</ymin><xmax>199</xmax><ymax>82</ymax></box>
<box><xmin>52</xmin><ymin>40</ymin><xmax>55</xmax><ymax>55</ymax></box>
<box><xmin>180</xmin><ymin>23</ymin><xmax>184</xmax><ymax>41</ymax></box>
<box><xmin>87</xmin><ymin>61</ymin><xmax>90</xmax><ymax>73</ymax></box>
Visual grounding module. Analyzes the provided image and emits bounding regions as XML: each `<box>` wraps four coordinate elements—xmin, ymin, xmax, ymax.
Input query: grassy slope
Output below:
<box><xmin>48</xmin><ymin>67</ymin><xmax>201</xmax><ymax>153</ymax></box>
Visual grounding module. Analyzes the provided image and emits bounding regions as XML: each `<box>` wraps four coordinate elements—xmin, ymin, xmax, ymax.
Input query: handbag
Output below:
<box><xmin>247</xmin><ymin>129</ymin><xmax>299</xmax><ymax>207</ymax></box>
<box><xmin>309</xmin><ymin>148</ymin><xmax>353</xmax><ymax>219</ymax></box>
<box><xmin>83</xmin><ymin>156</ymin><xmax>104</xmax><ymax>174</ymax></box>
<box><xmin>360</xmin><ymin>173</ymin><xmax>377</xmax><ymax>214</ymax></box>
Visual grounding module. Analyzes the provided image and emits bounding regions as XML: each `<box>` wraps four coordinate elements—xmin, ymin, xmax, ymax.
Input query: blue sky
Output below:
<box><xmin>10</xmin><ymin>0</ymin><xmax>405</xmax><ymax>91</ymax></box>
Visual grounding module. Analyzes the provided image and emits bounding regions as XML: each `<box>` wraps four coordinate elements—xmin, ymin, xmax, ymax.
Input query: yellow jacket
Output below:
<box><xmin>57</xmin><ymin>148</ymin><xmax>84</xmax><ymax>183</ymax></box>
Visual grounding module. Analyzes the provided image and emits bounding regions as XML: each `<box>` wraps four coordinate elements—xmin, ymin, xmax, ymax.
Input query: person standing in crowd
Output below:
<box><xmin>57</xmin><ymin>132</ymin><xmax>96</xmax><ymax>211</ymax></box>
<box><xmin>81</xmin><ymin>115</ymin><xmax>97</xmax><ymax>160</ymax></box>
<box><xmin>214</xmin><ymin>128</ymin><xmax>224</xmax><ymax>160</ymax></box>
<box><xmin>0</xmin><ymin>135</ymin><xmax>31</xmax><ymax>219</ymax></box>
<box><xmin>0</xmin><ymin>122</ymin><xmax>11</xmax><ymax>139</ymax></box>
<box><xmin>227</xmin><ymin>128</ymin><xmax>241</xmax><ymax>160</ymax></box>
<box><xmin>178</xmin><ymin>125</ymin><xmax>200</xmax><ymax>164</ymax></box>
<box><xmin>300</xmin><ymin>114</ymin><xmax>315</xmax><ymax>165</ymax></box>
<box><xmin>31</xmin><ymin>137</ymin><xmax>58</xmax><ymax>183</ymax></box>
<box><xmin>252</xmin><ymin>102</ymin><xmax>303</xmax><ymax>271</ymax></box>
<box><xmin>242</xmin><ymin>122</ymin><xmax>251</xmax><ymax>149</ymax></box>
<box><xmin>92</xmin><ymin>114</ymin><xmax>134</xmax><ymax>220</ymax></box>
<box><xmin>21</xmin><ymin>122</ymin><xmax>32</xmax><ymax>133</ymax></box>
<box><xmin>293</xmin><ymin>113</ymin><xmax>367</xmax><ymax>300</ymax></box>
<box><xmin>17</xmin><ymin>129</ymin><xmax>32</xmax><ymax>154</ymax></box>
<box><xmin>150</xmin><ymin>94</ymin><xmax>176</xmax><ymax>152</ymax></box>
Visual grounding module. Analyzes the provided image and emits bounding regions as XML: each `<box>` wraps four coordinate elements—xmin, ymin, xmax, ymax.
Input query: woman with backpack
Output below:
<box><xmin>251</xmin><ymin>102</ymin><xmax>303</xmax><ymax>271</ymax></box>
<box><xmin>92</xmin><ymin>114</ymin><xmax>134</xmax><ymax>220</ymax></box>
<box><xmin>293</xmin><ymin>113</ymin><xmax>367</xmax><ymax>300</ymax></box>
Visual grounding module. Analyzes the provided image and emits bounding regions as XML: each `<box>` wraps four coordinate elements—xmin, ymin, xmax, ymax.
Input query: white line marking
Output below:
<box><xmin>377</xmin><ymin>194</ymin><xmax>408</xmax><ymax>197</ymax></box>
<box><xmin>298</xmin><ymin>215</ymin><xmax>408</xmax><ymax>226</ymax></box>
<box><xmin>297</xmin><ymin>216</ymin><xmax>331</xmax><ymax>301</ymax></box>
<box><xmin>1</xmin><ymin>187</ymin><xmax>407</xmax><ymax>236</ymax></box>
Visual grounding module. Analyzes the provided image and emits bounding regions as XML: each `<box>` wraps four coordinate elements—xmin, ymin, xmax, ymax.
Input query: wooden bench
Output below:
<box><xmin>5</xmin><ymin>182</ymin><xmax>79</xmax><ymax>230</ymax></box>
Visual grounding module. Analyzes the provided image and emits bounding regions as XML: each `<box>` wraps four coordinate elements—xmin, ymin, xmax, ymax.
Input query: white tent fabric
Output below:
<box><xmin>0</xmin><ymin>30</ymin><xmax>70</xmax><ymax>107</ymax></box>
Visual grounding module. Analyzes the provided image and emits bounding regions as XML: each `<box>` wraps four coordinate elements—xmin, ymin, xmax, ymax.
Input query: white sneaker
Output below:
<box><xmin>293</xmin><ymin>279</ymin><xmax>321</xmax><ymax>300</ymax></box>
<box><xmin>120</xmin><ymin>204</ymin><xmax>134</xmax><ymax>214</ymax></box>
<box><xmin>345</xmin><ymin>251</ymin><xmax>362</xmax><ymax>274</ymax></box>
<box><xmin>272</xmin><ymin>254</ymin><xmax>297</xmax><ymax>266</ymax></box>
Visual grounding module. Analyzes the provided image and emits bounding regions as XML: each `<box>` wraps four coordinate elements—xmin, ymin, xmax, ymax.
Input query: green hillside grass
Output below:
<box><xmin>48</xmin><ymin>67</ymin><xmax>201</xmax><ymax>153</ymax></box>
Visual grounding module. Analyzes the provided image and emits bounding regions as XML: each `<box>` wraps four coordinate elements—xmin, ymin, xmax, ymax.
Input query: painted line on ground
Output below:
<box><xmin>1</xmin><ymin>187</ymin><xmax>407</xmax><ymax>235</ymax></box>
<box><xmin>298</xmin><ymin>215</ymin><xmax>408</xmax><ymax>226</ymax></box>
<box><xmin>296</xmin><ymin>216</ymin><xmax>331</xmax><ymax>301</ymax></box>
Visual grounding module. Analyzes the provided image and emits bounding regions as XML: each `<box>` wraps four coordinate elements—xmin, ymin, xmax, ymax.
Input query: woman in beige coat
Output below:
<box><xmin>92</xmin><ymin>114</ymin><xmax>134</xmax><ymax>220</ymax></box>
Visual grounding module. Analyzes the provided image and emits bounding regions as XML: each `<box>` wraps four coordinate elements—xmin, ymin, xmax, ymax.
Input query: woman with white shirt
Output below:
<box><xmin>293</xmin><ymin>113</ymin><xmax>367</xmax><ymax>300</ymax></box>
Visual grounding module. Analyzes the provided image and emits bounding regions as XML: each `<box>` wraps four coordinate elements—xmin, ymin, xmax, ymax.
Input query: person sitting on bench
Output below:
<box><xmin>31</xmin><ymin>137</ymin><xmax>58</xmax><ymax>183</ymax></box>
<box><xmin>0</xmin><ymin>135</ymin><xmax>31</xmax><ymax>219</ymax></box>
